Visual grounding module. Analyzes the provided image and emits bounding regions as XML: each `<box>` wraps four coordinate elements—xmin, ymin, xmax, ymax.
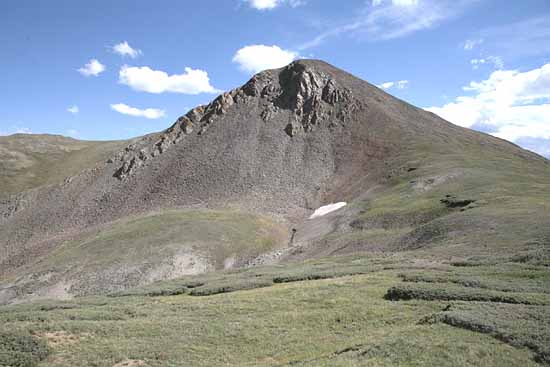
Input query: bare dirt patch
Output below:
<box><xmin>37</xmin><ymin>331</ymin><xmax>89</xmax><ymax>346</ymax></box>
<box><xmin>113</xmin><ymin>359</ymin><xmax>147</xmax><ymax>367</ymax></box>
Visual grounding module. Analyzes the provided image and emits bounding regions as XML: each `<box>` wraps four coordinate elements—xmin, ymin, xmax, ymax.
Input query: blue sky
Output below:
<box><xmin>1</xmin><ymin>0</ymin><xmax>550</xmax><ymax>156</ymax></box>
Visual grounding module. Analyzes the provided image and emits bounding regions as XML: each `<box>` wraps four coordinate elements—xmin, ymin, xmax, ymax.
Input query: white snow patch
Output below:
<box><xmin>309</xmin><ymin>202</ymin><xmax>347</xmax><ymax>219</ymax></box>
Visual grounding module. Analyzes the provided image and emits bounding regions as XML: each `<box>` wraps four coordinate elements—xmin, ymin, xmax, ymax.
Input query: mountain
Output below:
<box><xmin>1</xmin><ymin>59</ymin><xmax>549</xmax><ymax>305</ymax></box>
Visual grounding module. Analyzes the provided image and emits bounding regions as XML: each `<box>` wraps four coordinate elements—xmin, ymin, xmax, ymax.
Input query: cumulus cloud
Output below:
<box><xmin>300</xmin><ymin>0</ymin><xmax>476</xmax><ymax>49</ymax></box>
<box><xmin>379</xmin><ymin>80</ymin><xmax>409</xmax><ymax>90</ymax></box>
<box><xmin>118</xmin><ymin>65</ymin><xmax>219</xmax><ymax>94</ymax></box>
<box><xmin>233</xmin><ymin>45</ymin><xmax>298</xmax><ymax>73</ymax></box>
<box><xmin>426</xmin><ymin>63</ymin><xmax>550</xmax><ymax>152</ymax></box>
<box><xmin>112</xmin><ymin>41</ymin><xmax>142</xmax><ymax>58</ymax></box>
<box><xmin>77</xmin><ymin>59</ymin><xmax>105</xmax><ymax>77</ymax></box>
<box><xmin>67</xmin><ymin>105</ymin><xmax>79</xmax><ymax>114</ymax></box>
<box><xmin>110</xmin><ymin>103</ymin><xmax>166</xmax><ymax>119</ymax></box>
<box><xmin>244</xmin><ymin>0</ymin><xmax>304</xmax><ymax>10</ymax></box>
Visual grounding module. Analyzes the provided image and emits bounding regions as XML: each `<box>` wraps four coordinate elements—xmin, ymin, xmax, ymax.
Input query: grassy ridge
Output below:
<box><xmin>0</xmin><ymin>134</ymin><xmax>127</xmax><ymax>197</ymax></box>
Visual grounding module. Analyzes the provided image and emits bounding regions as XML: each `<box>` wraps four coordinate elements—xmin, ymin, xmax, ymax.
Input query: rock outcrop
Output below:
<box><xmin>112</xmin><ymin>61</ymin><xmax>360</xmax><ymax>179</ymax></box>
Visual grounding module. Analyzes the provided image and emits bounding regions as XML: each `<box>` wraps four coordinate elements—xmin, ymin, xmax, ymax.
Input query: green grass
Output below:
<box><xmin>399</xmin><ymin>264</ymin><xmax>550</xmax><ymax>293</ymax></box>
<box><xmin>5</xmin><ymin>209</ymin><xmax>288</xmax><ymax>299</ymax></box>
<box><xmin>431</xmin><ymin>303</ymin><xmax>550</xmax><ymax>364</ymax></box>
<box><xmin>110</xmin><ymin>255</ymin><xmax>379</xmax><ymax>298</ymax></box>
<box><xmin>0</xmin><ymin>331</ymin><xmax>49</xmax><ymax>367</ymax></box>
<box><xmin>45</xmin><ymin>209</ymin><xmax>287</xmax><ymax>271</ymax></box>
<box><xmin>1</xmin><ymin>255</ymin><xmax>549</xmax><ymax>366</ymax></box>
<box><xmin>385</xmin><ymin>283</ymin><xmax>550</xmax><ymax>305</ymax></box>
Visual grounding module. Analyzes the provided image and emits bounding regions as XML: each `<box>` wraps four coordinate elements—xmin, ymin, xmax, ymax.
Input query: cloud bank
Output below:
<box><xmin>426</xmin><ymin>63</ymin><xmax>550</xmax><ymax>156</ymax></box>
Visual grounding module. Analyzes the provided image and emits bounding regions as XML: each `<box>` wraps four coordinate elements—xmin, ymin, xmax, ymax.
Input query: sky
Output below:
<box><xmin>1</xmin><ymin>0</ymin><xmax>550</xmax><ymax>157</ymax></box>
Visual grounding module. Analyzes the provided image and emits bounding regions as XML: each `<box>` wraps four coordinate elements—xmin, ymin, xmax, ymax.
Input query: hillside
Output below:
<box><xmin>1</xmin><ymin>59</ymin><xmax>549</xmax><ymax>305</ymax></box>
<box><xmin>0</xmin><ymin>134</ymin><xmax>128</xmax><ymax>197</ymax></box>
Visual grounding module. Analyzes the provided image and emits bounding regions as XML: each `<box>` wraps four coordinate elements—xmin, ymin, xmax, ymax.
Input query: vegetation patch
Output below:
<box><xmin>399</xmin><ymin>263</ymin><xmax>550</xmax><ymax>294</ymax></box>
<box><xmin>0</xmin><ymin>331</ymin><xmax>49</xmax><ymax>367</ymax></box>
<box><xmin>429</xmin><ymin>303</ymin><xmax>550</xmax><ymax>365</ymax></box>
<box><xmin>111</xmin><ymin>256</ymin><xmax>379</xmax><ymax>298</ymax></box>
<box><xmin>384</xmin><ymin>283</ymin><xmax>549</xmax><ymax>305</ymax></box>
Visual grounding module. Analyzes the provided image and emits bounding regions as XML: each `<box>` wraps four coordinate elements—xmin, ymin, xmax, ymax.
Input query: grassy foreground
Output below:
<box><xmin>1</xmin><ymin>255</ymin><xmax>549</xmax><ymax>366</ymax></box>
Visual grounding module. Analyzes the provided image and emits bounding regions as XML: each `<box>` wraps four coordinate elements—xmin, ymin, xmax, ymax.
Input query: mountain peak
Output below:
<box><xmin>112</xmin><ymin>59</ymin><xmax>360</xmax><ymax>179</ymax></box>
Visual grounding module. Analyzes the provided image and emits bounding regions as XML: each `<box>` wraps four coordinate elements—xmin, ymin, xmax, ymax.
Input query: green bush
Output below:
<box><xmin>0</xmin><ymin>331</ymin><xmax>49</xmax><ymax>367</ymax></box>
<box><xmin>384</xmin><ymin>283</ymin><xmax>548</xmax><ymax>305</ymax></box>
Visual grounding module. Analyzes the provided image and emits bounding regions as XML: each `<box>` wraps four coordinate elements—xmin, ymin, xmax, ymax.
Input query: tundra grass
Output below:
<box><xmin>1</xmin><ymin>256</ymin><xmax>549</xmax><ymax>366</ymax></box>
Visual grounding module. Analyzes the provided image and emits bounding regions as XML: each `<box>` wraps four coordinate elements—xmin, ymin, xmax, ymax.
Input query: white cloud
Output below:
<box><xmin>244</xmin><ymin>0</ymin><xmax>304</xmax><ymax>10</ymax></box>
<box><xmin>118</xmin><ymin>65</ymin><xmax>219</xmax><ymax>94</ymax></box>
<box><xmin>232</xmin><ymin>45</ymin><xmax>298</xmax><ymax>73</ymax></box>
<box><xmin>396</xmin><ymin>80</ymin><xmax>409</xmax><ymax>89</ymax></box>
<box><xmin>373</xmin><ymin>0</ymin><xmax>419</xmax><ymax>6</ymax></box>
<box><xmin>426</xmin><ymin>63</ymin><xmax>550</xmax><ymax>144</ymax></box>
<box><xmin>67</xmin><ymin>105</ymin><xmax>79</xmax><ymax>114</ymax></box>
<box><xmin>77</xmin><ymin>59</ymin><xmax>105</xmax><ymax>77</ymax></box>
<box><xmin>379</xmin><ymin>80</ymin><xmax>408</xmax><ymax>90</ymax></box>
<box><xmin>112</xmin><ymin>41</ymin><xmax>142</xmax><ymax>58</ymax></box>
<box><xmin>300</xmin><ymin>0</ymin><xmax>476</xmax><ymax>49</ymax></box>
<box><xmin>464</xmin><ymin>38</ymin><xmax>483</xmax><ymax>50</ymax></box>
<box><xmin>110</xmin><ymin>103</ymin><xmax>166</xmax><ymax>119</ymax></box>
<box><xmin>470</xmin><ymin>56</ymin><xmax>503</xmax><ymax>70</ymax></box>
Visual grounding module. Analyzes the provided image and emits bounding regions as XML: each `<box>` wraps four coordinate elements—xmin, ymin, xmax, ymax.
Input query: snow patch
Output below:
<box><xmin>309</xmin><ymin>202</ymin><xmax>347</xmax><ymax>219</ymax></box>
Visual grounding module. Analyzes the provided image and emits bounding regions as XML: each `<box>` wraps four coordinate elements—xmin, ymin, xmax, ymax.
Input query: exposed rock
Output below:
<box><xmin>112</xmin><ymin>61</ymin><xmax>359</xmax><ymax>180</ymax></box>
<box><xmin>285</xmin><ymin>122</ymin><xmax>300</xmax><ymax>137</ymax></box>
<box><xmin>274</xmin><ymin>62</ymin><xmax>357</xmax><ymax>131</ymax></box>
<box><xmin>441</xmin><ymin>195</ymin><xmax>476</xmax><ymax>208</ymax></box>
